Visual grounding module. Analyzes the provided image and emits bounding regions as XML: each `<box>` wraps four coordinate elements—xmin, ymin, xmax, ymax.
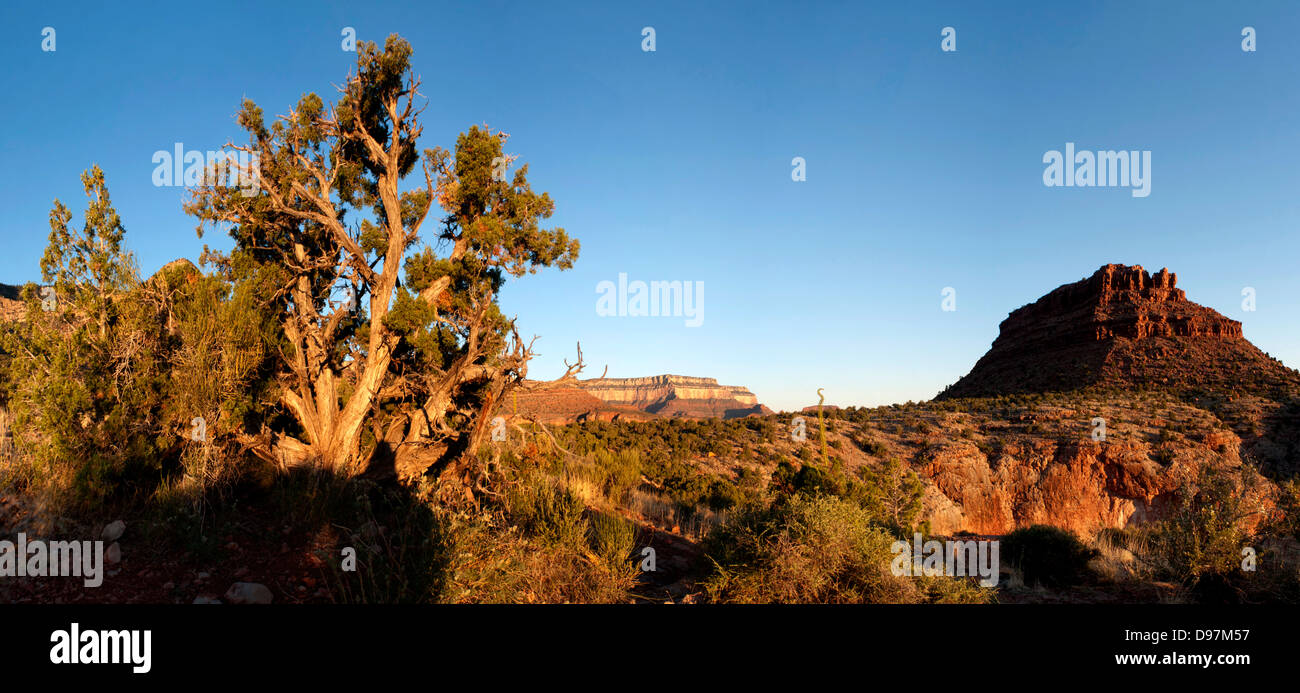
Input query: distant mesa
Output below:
<box><xmin>939</xmin><ymin>263</ymin><xmax>1300</xmax><ymax>400</ymax></box>
<box><xmin>510</xmin><ymin>374</ymin><xmax>770</xmax><ymax>424</ymax></box>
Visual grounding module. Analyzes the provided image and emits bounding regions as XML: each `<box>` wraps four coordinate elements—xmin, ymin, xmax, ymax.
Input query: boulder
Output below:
<box><xmin>224</xmin><ymin>582</ymin><xmax>273</xmax><ymax>605</ymax></box>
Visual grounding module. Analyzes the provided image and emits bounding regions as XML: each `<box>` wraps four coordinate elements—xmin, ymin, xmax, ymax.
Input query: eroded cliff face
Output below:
<box><xmin>578</xmin><ymin>375</ymin><xmax>766</xmax><ymax>419</ymax></box>
<box><xmin>916</xmin><ymin>435</ymin><xmax>1268</xmax><ymax>538</ymax></box>
<box><xmin>761</xmin><ymin>395</ymin><xmax>1280</xmax><ymax>540</ymax></box>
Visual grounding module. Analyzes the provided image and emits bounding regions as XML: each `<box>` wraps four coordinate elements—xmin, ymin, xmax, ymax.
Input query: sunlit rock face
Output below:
<box><xmin>577</xmin><ymin>375</ymin><xmax>767</xmax><ymax>419</ymax></box>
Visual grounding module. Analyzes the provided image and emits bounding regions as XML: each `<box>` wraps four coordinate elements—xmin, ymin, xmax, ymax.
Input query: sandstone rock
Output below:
<box><xmin>101</xmin><ymin>520</ymin><xmax>125</xmax><ymax>542</ymax></box>
<box><xmin>224</xmin><ymin>582</ymin><xmax>273</xmax><ymax>605</ymax></box>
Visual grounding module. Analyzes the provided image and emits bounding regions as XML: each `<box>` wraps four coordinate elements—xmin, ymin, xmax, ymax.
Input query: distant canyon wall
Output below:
<box><xmin>578</xmin><ymin>375</ymin><xmax>759</xmax><ymax>408</ymax></box>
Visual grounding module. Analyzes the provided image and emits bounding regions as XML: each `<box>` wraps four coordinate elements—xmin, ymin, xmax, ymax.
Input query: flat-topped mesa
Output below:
<box><xmin>580</xmin><ymin>375</ymin><xmax>759</xmax><ymax>406</ymax></box>
<box><xmin>939</xmin><ymin>263</ymin><xmax>1299</xmax><ymax>400</ymax></box>
<box><xmin>577</xmin><ymin>374</ymin><xmax>766</xmax><ymax>418</ymax></box>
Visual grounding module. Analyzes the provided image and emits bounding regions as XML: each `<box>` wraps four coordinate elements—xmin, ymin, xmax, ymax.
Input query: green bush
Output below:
<box><xmin>507</xmin><ymin>475</ymin><xmax>587</xmax><ymax>546</ymax></box>
<box><xmin>1154</xmin><ymin>472</ymin><xmax>1251</xmax><ymax>582</ymax></box>
<box><xmin>588</xmin><ymin>510</ymin><xmax>636</xmax><ymax>569</ymax></box>
<box><xmin>702</xmin><ymin>495</ymin><xmax>991</xmax><ymax>604</ymax></box>
<box><xmin>590</xmin><ymin>448</ymin><xmax>642</xmax><ymax>503</ymax></box>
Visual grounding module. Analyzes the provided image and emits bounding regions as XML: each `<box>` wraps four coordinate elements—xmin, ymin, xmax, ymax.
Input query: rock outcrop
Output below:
<box><xmin>940</xmin><ymin>264</ymin><xmax>1300</xmax><ymax>400</ymax></box>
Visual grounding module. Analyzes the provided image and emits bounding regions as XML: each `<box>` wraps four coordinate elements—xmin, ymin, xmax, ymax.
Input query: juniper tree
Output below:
<box><xmin>2</xmin><ymin>167</ymin><xmax>172</xmax><ymax>507</ymax></box>
<box><xmin>186</xmin><ymin>35</ymin><xmax>580</xmax><ymax>478</ymax></box>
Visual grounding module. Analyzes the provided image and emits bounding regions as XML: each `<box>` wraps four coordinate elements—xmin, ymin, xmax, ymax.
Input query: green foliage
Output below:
<box><xmin>588</xmin><ymin>510</ymin><xmax>636</xmax><ymax>569</ymax></box>
<box><xmin>589</xmin><ymin>449</ymin><xmax>642</xmax><ymax>504</ymax></box>
<box><xmin>185</xmin><ymin>34</ymin><xmax>580</xmax><ymax>471</ymax></box>
<box><xmin>857</xmin><ymin>457</ymin><xmax>925</xmax><ymax>534</ymax></box>
<box><xmin>1268</xmin><ymin>479</ymin><xmax>1300</xmax><ymax>541</ymax></box>
<box><xmin>1</xmin><ymin>169</ymin><xmax>173</xmax><ymax>511</ymax></box>
<box><xmin>702</xmin><ymin>495</ymin><xmax>991</xmax><ymax>604</ymax></box>
<box><xmin>850</xmin><ymin>431</ymin><xmax>888</xmax><ymax>457</ymax></box>
<box><xmin>1154</xmin><ymin>472</ymin><xmax>1251</xmax><ymax>581</ymax></box>
<box><xmin>507</xmin><ymin>474</ymin><xmax>587</xmax><ymax>546</ymax></box>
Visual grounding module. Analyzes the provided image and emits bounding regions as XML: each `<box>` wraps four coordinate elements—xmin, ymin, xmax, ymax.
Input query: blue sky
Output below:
<box><xmin>2</xmin><ymin>1</ymin><xmax>1298</xmax><ymax>411</ymax></box>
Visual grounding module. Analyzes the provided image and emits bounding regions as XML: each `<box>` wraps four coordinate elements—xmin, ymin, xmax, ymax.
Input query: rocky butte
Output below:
<box><xmin>939</xmin><ymin>263</ymin><xmax>1300</xmax><ymax>400</ymax></box>
<box><xmin>907</xmin><ymin>263</ymin><xmax>1300</xmax><ymax>538</ymax></box>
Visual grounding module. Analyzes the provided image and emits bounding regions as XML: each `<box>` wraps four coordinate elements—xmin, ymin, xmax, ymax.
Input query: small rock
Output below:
<box><xmin>105</xmin><ymin>542</ymin><xmax>121</xmax><ymax>565</ymax></box>
<box><xmin>162</xmin><ymin>582</ymin><xmax>175</xmax><ymax>590</ymax></box>
<box><xmin>197</xmin><ymin>572</ymin><xmax>210</xmax><ymax>580</ymax></box>
<box><xmin>102</xmin><ymin>520</ymin><xmax>126</xmax><ymax>542</ymax></box>
<box><xmin>224</xmin><ymin>582</ymin><xmax>273</xmax><ymax>605</ymax></box>
<box><xmin>234</xmin><ymin>567</ymin><xmax>248</xmax><ymax>577</ymax></box>
<box><xmin>193</xmin><ymin>596</ymin><xmax>222</xmax><ymax>605</ymax></box>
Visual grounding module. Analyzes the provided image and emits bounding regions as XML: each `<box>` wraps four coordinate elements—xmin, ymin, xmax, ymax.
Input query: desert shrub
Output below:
<box><xmin>437</xmin><ymin>454</ymin><xmax>638</xmax><ymax>603</ymax></box>
<box><xmin>436</xmin><ymin>513</ymin><xmax>637</xmax><ymax>604</ymax></box>
<box><xmin>702</xmin><ymin>495</ymin><xmax>991</xmax><ymax>604</ymax></box>
<box><xmin>590</xmin><ymin>448</ymin><xmax>642</xmax><ymax>503</ymax></box>
<box><xmin>706</xmin><ymin>477</ymin><xmax>746</xmax><ymax>511</ymax></box>
<box><xmin>850</xmin><ymin>431</ymin><xmax>888</xmax><ymax>457</ymax></box>
<box><xmin>1267</xmin><ymin>479</ymin><xmax>1300</xmax><ymax>541</ymax></box>
<box><xmin>1153</xmin><ymin>472</ymin><xmax>1251</xmax><ymax>582</ymax></box>
<box><xmin>1002</xmin><ymin>525</ymin><xmax>1097</xmax><ymax>587</ymax></box>
<box><xmin>1151</xmin><ymin>447</ymin><xmax>1177</xmax><ymax>465</ymax></box>
<box><xmin>507</xmin><ymin>474</ymin><xmax>588</xmax><ymax>546</ymax></box>
<box><xmin>857</xmin><ymin>457</ymin><xmax>924</xmax><ymax>534</ymax></box>
<box><xmin>318</xmin><ymin>475</ymin><xmax>451</xmax><ymax>604</ymax></box>
<box><xmin>975</xmin><ymin>439</ymin><xmax>999</xmax><ymax>459</ymax></box>
<box><xmin>588</xmin><ymin>510</ymin><xmax>637</xmax><ymax>569</ymax></box>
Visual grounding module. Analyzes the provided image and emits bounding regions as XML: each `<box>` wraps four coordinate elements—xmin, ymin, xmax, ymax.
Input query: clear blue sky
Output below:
<box><xmin>2</xmin><ymin>1</ymin><xmax>1298</xmax><ymax>411</ymax></box>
